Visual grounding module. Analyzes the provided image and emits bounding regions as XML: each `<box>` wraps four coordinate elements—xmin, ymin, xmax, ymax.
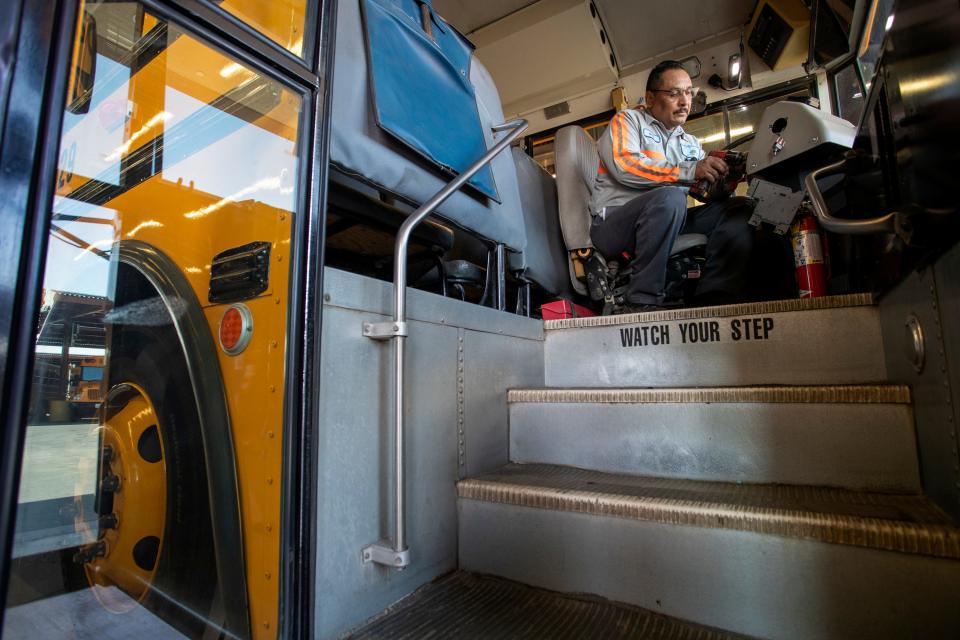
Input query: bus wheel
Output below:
<box><xmin>80</xmin><ymin>380</ymin><xmax>166</xmax><ymax>611</ymax></box>
<box><xmin>76</xmin><ymin>336</ymin><xmax>216</xmax><ymax>631</ymax></box>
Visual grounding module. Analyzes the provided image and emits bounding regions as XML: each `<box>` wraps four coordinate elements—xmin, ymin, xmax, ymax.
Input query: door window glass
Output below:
<box><xmin>857</xmin><ymin>0</ymin><xmax>896</xmax><ymax>91</ymax></box>
<box><xmin>835</xmin><ymin>62</ymin><xmax>865</xmax><ymax>125</ymax></box>
<box><xmin>218</xmin><ymin>0</ymin><xmax>309</xmax><ymax>57</ymax></box>
<box><xmin>3</xmin><ymin>2</ymin><xmax>301</xmax><ymax>637</ymax></box>
<box><xmin>682</xmin><ymin>112</ymin><xmax>727</xmax><ymax>154</ymax></box>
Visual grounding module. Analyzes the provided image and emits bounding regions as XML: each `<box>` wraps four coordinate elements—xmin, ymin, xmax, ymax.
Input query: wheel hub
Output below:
<box><xmin>76</xmin><ymin>382</ymin><xmax>167</xmax><ymax>611</ymax></box>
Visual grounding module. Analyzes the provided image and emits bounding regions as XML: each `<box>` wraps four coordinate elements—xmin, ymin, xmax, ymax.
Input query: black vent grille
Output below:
<box><xmin>209</xmin><ymin>241</ymin><xmax>271</xmax><ymax>303</ymax></box>
<box><xmin>748</xmin><ymin>3</ymin><xmax>793</xmax><ymax>69</ymax></box>
<box><xmin>544</xmin><ymin>101</ymin><xmax>571</xmax><ymax>120</ymax></box>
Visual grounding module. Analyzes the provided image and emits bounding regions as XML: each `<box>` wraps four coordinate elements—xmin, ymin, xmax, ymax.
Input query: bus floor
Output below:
<box><xmin>348</xmin><ymin>571</ymin><xmax>741</xmax><ymax>639</ymax></box>
<box><xmin>3</xmin><ymin>580</ymin><xmax>185</xmax><ymax>639</ymax></box>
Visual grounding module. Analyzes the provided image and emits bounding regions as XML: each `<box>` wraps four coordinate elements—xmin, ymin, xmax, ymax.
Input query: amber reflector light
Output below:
<box><xmin>219</xmin><ymin>304</ymin><xmax>252</xmax><ymax>355</ymax></box>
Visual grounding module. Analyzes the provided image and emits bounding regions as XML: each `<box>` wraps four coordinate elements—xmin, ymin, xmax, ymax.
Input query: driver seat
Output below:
<box><xmin>554</xmin><ymin>125</ymin><xmax>707</xmax><ymax>308</ymax></box>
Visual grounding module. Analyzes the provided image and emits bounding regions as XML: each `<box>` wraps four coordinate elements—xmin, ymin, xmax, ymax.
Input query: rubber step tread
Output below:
<box><xmin>545</xmin><ymin>293</ymin><xmax>873</xmax><ymax>330</ymax></box>
<box><xmin>508</xmin><ymin>385</ymin><xmax>910</xmax><ymax>404</ymax></box>
<box><xmin>458</xmin><ymin>464</ymin><xmax>960</xmax><ymax>559</ymax></box>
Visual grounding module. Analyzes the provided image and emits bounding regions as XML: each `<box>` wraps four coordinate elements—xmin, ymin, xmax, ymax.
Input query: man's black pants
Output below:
<box><xmin>590</xmin><ymin>186</ymin><xmax>754</xmax><ymax>305</ymax></box>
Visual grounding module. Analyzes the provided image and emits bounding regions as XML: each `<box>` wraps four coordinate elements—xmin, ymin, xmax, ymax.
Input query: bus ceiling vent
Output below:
<box><xmin>544</xmin><ymin>101</ymin><xmax>571</xmax><ymax>120</ymax></box>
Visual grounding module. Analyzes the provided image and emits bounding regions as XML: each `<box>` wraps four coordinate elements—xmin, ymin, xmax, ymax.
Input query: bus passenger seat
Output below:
<box><xmin>555</xmin><ymin>126</ymin><xmax>601</xmax><ymax>297</ymax></box>
<box><xmin>509</xmin><ymin>148</ymin><xmax>571</xmax><ymax>297</ymax></box>
<box><xmin>329</xmin><ymin>0</ymin><xmax>526</xmax><ymax>264</ymax></box>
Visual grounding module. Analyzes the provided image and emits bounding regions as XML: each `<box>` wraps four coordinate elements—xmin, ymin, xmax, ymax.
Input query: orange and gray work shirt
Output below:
<box><xmin>591</xmin><ymin>107</ymin><xmax>704</xmax><ymax>218</ymax></box>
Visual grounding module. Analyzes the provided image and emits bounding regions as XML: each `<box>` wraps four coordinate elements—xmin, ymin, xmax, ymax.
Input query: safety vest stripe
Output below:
<box><xmin>611</xmin><ymin>113</ymin><xmax>679</xmax><ymax>182</ymax></box>
<box><xmin>614</xmin><ymin>114</ymin><xmax>680</xmax><ymax>178</ymax></box>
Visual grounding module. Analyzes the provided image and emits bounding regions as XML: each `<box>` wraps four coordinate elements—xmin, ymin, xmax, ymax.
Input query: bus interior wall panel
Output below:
<box><xmin>462</xmin><ymin>329</ymin><xmax>545</xmax><ymax>479</ymax></box>
<box><xmin>314</xmin><ymin>296</ymin><xmax>460</xmax><ymax>640</ymax></box>
<box><xmin>314</xmin><ymin>268</ymin><xmax>543</xmax><ymax>639</ymax></box>
<box><xmin>879</xmin><ymin>249</ymin><xmax>960</xmax><ymax>521</ymax></box>
<box><xmin>934</xmin><ymin>246</ymin><xmax>960</xmax><ymax>517</ymax></box>
<box><xmin>322</xmin><ymin>269</ymin><xmax>543</xmax><ymax>341</ymax></box>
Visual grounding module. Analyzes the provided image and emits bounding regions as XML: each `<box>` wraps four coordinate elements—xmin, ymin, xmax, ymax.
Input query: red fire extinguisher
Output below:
<box><xmin>790</xmin><ymin>211</ymin><xmax>827</xmax><ymax>298</ymax></box>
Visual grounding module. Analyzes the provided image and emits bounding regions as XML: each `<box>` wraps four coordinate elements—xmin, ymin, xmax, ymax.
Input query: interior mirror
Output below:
<box><xmin>678</xmin><ymin>56</ymin><xmax>702</xmax><ymax>79</ymax></box>
<box><xmin>67</xmin><ymin>12</ymin><xmax>97</xmax><ymax>115</ymax></box>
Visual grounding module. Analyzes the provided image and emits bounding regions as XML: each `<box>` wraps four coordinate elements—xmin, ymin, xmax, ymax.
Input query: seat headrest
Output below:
<box><xmin>556</xmin><ymin>126</ymin><xmax>600</xmax><ymax>192</ymax></box>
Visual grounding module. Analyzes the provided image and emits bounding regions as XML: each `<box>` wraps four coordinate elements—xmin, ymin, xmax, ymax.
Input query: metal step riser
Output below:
<box><xmin>509</xmin><ymin>402</ymin><xmax>920</xmax><ymax>491</ymax></box>
<box><xmin>458</xmin><ymin>500</ymin><xmax>960</xmax><ymax>640</ymax></box>
<box><xmin>545</xmin><ymin>305</ymin><xmax>886</xmax><ymax>388</ymax></box>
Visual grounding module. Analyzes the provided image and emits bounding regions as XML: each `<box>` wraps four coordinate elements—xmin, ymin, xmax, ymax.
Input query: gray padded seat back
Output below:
<box><xmin>555</xmin><ymin>126</ymin><xmax>599</xmax><ymax>252</ymax></box>
<box><xmin>330</xmin><ymin>0</ymin><xmax>527</xmax><ymax>254</ymax></box>
<box><xmin>554</xmin><ymin>125</ymin><xmax>599</xmax><ymax>295</ymax></box>
<box><xmin>510</xmin><ymin>148</ymin><xmax>571</xmax><ymax>296</ymax></box>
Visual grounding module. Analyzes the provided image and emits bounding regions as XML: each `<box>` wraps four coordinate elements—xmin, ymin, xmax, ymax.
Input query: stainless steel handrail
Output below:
<box><xmin>804</xmin><ymin>158</ymin><xmax>896</xmax><ymax>234</ymax></box>
<box><xmin>361</xmin><ymin>118</ymin><xmax>528</xmax><ymax>569</ymax></box>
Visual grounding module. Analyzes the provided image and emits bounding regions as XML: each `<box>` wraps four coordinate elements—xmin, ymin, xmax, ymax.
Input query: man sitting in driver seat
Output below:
<box><xmin>591</xmin><ymin>60</ymin><xmax>754</xmax><ymax>312</ymax></box>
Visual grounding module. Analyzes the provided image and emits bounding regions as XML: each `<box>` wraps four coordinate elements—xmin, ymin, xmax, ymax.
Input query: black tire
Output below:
<box><xmin>110</xmin><ymin>326</ymin><xmax>217</xmax><ymax>637</ymax></box>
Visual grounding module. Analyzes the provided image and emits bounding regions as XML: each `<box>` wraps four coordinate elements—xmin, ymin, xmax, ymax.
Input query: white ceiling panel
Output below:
<box><xmin>595</xmin><ymin>0</ymin><xmax>756</xmax><ymax>71</ymax></box>
<box><xmin>432</xmin><ymin>0</ymin><xmax>540</xmax><ymax>35</ymax></box>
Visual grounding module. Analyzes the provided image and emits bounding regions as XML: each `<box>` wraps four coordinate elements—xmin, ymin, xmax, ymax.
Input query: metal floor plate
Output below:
<box><xmin>348</xmin><ymin>571</ymin><xmax>744</xmax><ymax>639</ymax></box>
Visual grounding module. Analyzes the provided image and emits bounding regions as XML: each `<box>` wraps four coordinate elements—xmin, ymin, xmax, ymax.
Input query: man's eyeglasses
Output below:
<box><xmin>651</xmin><ymin>87</ymin><xmax>696</xmax><ymax>99</ymax></box>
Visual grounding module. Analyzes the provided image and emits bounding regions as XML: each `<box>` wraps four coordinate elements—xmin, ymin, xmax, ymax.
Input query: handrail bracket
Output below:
<box><xmin>362</xmin><ymin>543</ymin><xmax>410</xmax><ymax>569</ymax></box>
<box><xmin>363</xmin><ymin>321</ymin><xmax>408</xmax><ymax>340</ymax></box>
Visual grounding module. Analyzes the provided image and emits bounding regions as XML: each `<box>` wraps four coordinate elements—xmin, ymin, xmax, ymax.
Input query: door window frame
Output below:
<box><xmin>0</xmin><ymin>0</ymin><xmax>334</xmax><ymax>637</ymax></box>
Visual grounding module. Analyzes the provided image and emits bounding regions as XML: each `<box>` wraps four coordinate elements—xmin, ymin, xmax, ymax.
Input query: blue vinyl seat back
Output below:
<box><xmin>361</xmin><ymin>0</ymin><xmax>498</xmax><ymax>200</ymax></box>
<box><xmin>331</xmin><ymin>0</ymin><xmax>527</xmax><ymax>254</ymax></box>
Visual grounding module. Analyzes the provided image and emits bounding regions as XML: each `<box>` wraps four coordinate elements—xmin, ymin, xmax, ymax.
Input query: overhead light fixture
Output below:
<box><xmin>708</xmin><ymin>34</ymin><xmax>752</xmax><ymax>92</ymax></box>
<box><xmin>728</xmin><ymin>54</ymin><xmax>742</xmax><ymax>87</ymax></box>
